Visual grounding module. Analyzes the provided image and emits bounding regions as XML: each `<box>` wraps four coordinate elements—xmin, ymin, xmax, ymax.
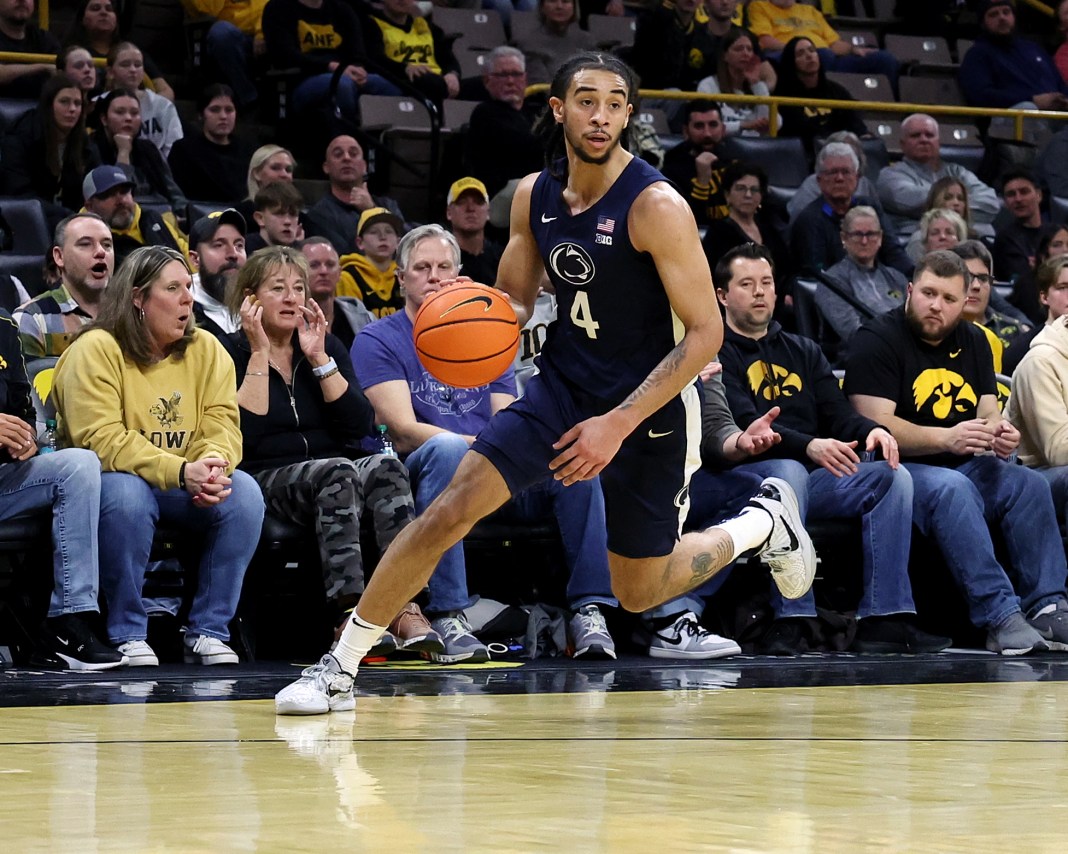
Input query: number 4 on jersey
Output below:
<box><xmin>570</xmin><ymin>291</ymin><xmax>600</xmax><ymax>339</ymax></box>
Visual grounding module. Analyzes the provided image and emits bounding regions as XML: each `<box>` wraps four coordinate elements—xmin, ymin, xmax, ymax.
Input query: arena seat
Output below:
<box><xmin>884</xmin><ymin>34</ymin><xmax>954</xmax><ymax>72</ymax></box>
<box><xmin>0</xmin><ymin>198</ymin><xmax>51</xmax><ymax>255</ymax></box>
<box><xmin>588</xmin><ymin>14</ymin><xmax>637</xmax><ymax>50</ymax></box>
<box><xmin>432</xmin><ymin>7</ymin><xmax>506</xmax><ymax>52</ymax></box>
<box><xmin>0</xmin><ymin>254</ymin><xmax>44</xmax><ymax>298</ymax></box>
<box><xmin>898</xmin><ymin>75</ymin><xmax>964</xmax><ymax>107</ymax></box>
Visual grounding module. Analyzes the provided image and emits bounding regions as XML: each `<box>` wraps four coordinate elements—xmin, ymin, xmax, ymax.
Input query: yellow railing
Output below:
<box><xmin>1019</xmin><ymin>0</ymin><xmax>1055</xmax><ymax>16</ymax></box>
<box><xmin>0</xmin><ymin>51</ymin><xmax>108</xmax><ymax>67</ymax></box>
<box><xmin>527</xmin><ymin>84</ymin><xmax>1068</xmax><ymax>143</ymax></box>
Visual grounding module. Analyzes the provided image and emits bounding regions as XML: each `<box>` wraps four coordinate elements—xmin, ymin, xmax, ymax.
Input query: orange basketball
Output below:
<box><xmin>413</xmin><ymin>283</ymin><xmax>520</xmax><ymax>388</ymax></box>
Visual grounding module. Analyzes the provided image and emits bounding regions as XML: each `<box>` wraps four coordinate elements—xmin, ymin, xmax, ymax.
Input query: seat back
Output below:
<box><xmin>898</xmin><ymin>75</ymin><xmax>964</xmax><ymax>107</ymax></box>
<box><xmin>0</xmin><ymin>254</ymin><xmax>45</xmax><ymax>298</ymax></box>
<box><xmin>884</xmin><ymin>34</ymin><xmax>953</xmax><ymax>67</ymax></box>
<box><xmin>0</xmin><ymin>98</ymin><xmax>33</xmax><ymax>132</ymax></box>
<box><xmin>792</xmin><ymin>277</ymin><xmax>822</xmax><ymax>343</ymax></box>
<box><xmin>432</xmin><ymin>7</ymin><xmax>506</xmax><ymax>51</ymax></box>
<box><xmin>826</xmin><ymin>72</ymin><xmax>895</xmax><ymax>105</ymax></box>
<box><xmin>359</xmin><ymin>95</ymin><xmax>434</xmax><ymax>132</ymax></box>
<box><xmin>587</xmin><ymin>14</ymin><xmax>637</xmax><ymax>50</ymax></box>
<box><xmin>720</xmin><ymin>136</ymin><xmax>811</xmax><ymax>189</ymax></box>
<box><xmin>0</xmin><ymin>198</ymin><xmax>50</xmax><ymax>255</ymax></box>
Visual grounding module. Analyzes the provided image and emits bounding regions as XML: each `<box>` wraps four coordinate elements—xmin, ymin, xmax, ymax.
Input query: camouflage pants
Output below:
<box><xmin>253</xmin><ymin>455</ymin><xmax>414</xmax><ymax>602</ymax></box>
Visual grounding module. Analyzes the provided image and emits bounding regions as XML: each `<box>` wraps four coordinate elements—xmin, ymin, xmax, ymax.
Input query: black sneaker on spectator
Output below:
<box><xmin>851</xmin><ymin>615</ymin><xmax>951</xmax><ymax>654</ymax></box>
<box><xmin>761</xmin><ymin>617</ymin><xmax>808</xmax><ymax>656</ymax></box>
<box><xmin>1029</xmin><ymin>599</ymin><xmax>1068</xmax><ymax>651</ymax></box>
<box><xmin>41</xmin><ymin>613</ymin><xmax>127</xmax><ymax>671</ymax></box>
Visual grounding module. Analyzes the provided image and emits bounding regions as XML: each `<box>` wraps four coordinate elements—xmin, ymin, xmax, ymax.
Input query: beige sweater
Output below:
<box><xmin>1007</xmin><ymin>316</ymin><xmax>1068</xmax><ymax>468</ymax></box>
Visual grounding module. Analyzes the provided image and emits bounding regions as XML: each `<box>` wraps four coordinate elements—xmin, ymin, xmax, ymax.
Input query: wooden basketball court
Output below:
<box><xmin>1</xmin><ymin>654</ymin><xmax>1066</xmax><ymax>852</ymax></box>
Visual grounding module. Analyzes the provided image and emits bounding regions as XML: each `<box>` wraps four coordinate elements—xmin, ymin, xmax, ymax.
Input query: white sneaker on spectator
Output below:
<box><xmin>647</xmin><ymin>612</ymin><xmax>741</xmax><ymax>660</ymax></box>
<box><xmin>117</xmin><ymin>639</ymin><xmax>159</xmax><ymax>667</ymax></box>
<box><xmin>183</xmin><ymin>635</ymin><xmax>239</xmax><ymax>665</ymax></box>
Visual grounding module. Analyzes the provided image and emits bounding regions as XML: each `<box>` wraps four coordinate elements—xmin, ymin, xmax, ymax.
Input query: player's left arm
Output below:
<box><xmin>549</xmin><ymin>184</ymin><xmax>722</xmax><ymax>485</ymax></box>
<box><xmin>494</xmin><ymin>174</ymin><xmax>547</xmax><ymax>327</ymax></box>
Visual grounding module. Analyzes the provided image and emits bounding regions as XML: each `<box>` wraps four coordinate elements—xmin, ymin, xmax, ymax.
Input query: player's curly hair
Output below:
<box><xmin>533</xmin><ymin>51</ymin><xmax>638</xmax><ymax>180</ymax></box>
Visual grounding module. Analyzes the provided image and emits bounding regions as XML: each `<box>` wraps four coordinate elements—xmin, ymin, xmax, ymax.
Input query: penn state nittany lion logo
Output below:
<box><xmin>912</xmin><ymin>369</ymin><xmax>977</xmax><ymax>420</ymax></box>
<box><xmin>150</xmin><ymin>392</ymin><xmax>184</xmax><ymax>428</ymax></box>
<box><xmin>747</xmin><ymin>361</ymin><xmax>802</xmax><ymax>401</ymax></box>
<box><xmin>548</xmin><ymin>243</ymin><xmax>595</xmax><ymax>286</ymax></box>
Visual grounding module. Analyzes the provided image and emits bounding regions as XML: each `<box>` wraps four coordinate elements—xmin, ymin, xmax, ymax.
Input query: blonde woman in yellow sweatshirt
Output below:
<box><xmin>53</xmin><ymin>246</ymin><xmax>265</xmax><ymax>667</ymax></box>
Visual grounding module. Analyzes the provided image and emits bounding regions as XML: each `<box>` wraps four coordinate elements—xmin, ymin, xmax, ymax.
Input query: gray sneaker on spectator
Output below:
<box><xmin>648</xmin><ymin>611</ymin><xmax>740</xmax><ymax>660</ymax></box>
<box><xmin>568</xmin><ymin>604</ymin><xmax>616</xmax><ymax>660</ymax></box>
<box><xmin>1029</xmin><ymin>600</ymin><xmax>1068</xmax><ymax>651</ymax></box>
<box><xmin>428</xmin><ymin>614</ymin><xmax>490</xmax><ymax>664</ymax></box>
<box><xmin>987</xmin><ymin>611</ymin><xmax>1050</xmax><ymax>656</ymax></box>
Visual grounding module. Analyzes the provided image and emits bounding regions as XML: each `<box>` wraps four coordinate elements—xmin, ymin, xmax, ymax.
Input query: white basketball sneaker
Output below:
<box><xmin>275</xmin><ymin>654</ymin><xmax>355</xmax><ymax>716</ymax></box>
<box><xmin>748</xmin><ymin>477</ymin><xmax>817</xmax><ymax>600</ymax></box>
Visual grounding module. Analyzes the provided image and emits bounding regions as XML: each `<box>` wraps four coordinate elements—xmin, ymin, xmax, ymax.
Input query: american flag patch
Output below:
<box><xmin>596</xmin><ymin>216</ymin><xmax>615</xmax><ymax>234</ymax></box>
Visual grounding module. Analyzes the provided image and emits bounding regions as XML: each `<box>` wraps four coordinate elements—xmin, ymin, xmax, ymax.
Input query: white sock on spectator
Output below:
<box><xmin>710</xmin><ymin>507</ymin><xmax>774</xmax><ymax>563</ymax></box>
<box><xmin>333</xmin><ymin>613</ymin><xmax>387</xmax><ymax>675</ymax></box>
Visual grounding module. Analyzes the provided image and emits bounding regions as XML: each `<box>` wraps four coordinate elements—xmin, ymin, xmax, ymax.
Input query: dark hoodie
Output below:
<box><xmin>718</xmin><ymin>319</ymin><xmax>880</xmax><ymax>466</ymax></box>
<box><xmin>221</xmin><ymin>330</ymin><xmax>376</xmax><ymax>475</ymax></box>
<box><xmin>775</xmin><ymin>36</ymin><xmax>868</xmax><ymax>155</ymax></box>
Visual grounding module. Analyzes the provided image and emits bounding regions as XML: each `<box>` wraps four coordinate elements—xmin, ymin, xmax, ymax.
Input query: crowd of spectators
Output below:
<box><xmin>6</xmin><ymin>0</ymin><xmax>1068</xmax><ymax>668</ymax></box>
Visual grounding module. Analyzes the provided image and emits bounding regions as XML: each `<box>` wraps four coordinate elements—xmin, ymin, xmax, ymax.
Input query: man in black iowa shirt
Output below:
<box><xmin>845</xmin><ymin>249</ymin><xmax>1068</xmax><ymax>655</ymax></box>
<box><xmin>713</xmin><ymin>243</ymin><xmax>948</xmax><ymax>655</ymax></box>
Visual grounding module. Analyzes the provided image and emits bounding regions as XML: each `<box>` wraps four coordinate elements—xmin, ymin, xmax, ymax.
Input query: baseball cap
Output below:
<box><xmin>357</xmin><ymin>206</ymin><xmax>403</xmax><ymax>237</ymax></box>
<box><xmin>977</xmin><ymin>0</ymin><xmax>1013</xmax><ymax>16</ymax></box>
<box><xmin>82</xmin><ymin>165</ymin><xmax>134</xmax><ymax>201</ymax></box>
<box><xmin>189</xmin><ymin>209</ymin><xmax>247</xmax><ymax>247</ymax></box>
<box><xmin>447</xmin><ymin>177</ymin><xmax>489</xmax><ymax>205</ymax></box>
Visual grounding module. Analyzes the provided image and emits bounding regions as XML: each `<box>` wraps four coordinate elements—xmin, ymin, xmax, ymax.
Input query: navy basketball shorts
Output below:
<box><xmin>472</xmin><ymin>365</ymin><xmax>703</xmax><ymax>559</ymax></box>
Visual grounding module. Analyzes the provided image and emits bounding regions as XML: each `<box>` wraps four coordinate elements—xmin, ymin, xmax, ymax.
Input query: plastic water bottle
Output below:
<box><xmin>376</xmin><ymin>424</ymin><xmax>397</xmax><ymax>458</ymax></box>
<box><xmin>39</xmin><ymin>418</ymin><xmax>57</xmax><ymax>454</ymax></box>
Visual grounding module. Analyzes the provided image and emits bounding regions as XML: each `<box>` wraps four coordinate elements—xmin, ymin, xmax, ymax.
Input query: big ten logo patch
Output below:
<box><xmin>747</xmin><ymin>360</ymin><xmax>802</xmax><ymax>401</ymax></box>
<box><xmin>912</xmin><ymin>368</ymin><xmax>977</xmax><ymax>420</ymax></box>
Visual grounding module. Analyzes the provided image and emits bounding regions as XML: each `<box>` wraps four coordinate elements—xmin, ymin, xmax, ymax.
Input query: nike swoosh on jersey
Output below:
<box><xmin>541</xmin><ymin>214</ymin><xmax>558</xmax><ymax>223</ymax></box>
<box><xmin>648</xmin><ymin>429</ymin><xmax>673</xmax><ymax>438</ymax></box>
<box><xmin>949</xmin><ymin>350</ymin><xmax>961</xmax><ymax>358</ymax></box>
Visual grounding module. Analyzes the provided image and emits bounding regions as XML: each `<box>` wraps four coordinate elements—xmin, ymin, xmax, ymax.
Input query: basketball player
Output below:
<box><xmin>276</xmin><ymin>52</ymin><xmax>816</xmax><ymax>715</ymax></box>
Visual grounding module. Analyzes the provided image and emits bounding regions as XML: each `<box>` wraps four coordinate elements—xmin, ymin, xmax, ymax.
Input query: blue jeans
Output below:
<box><xmin>292</xmin><ymin>72</ymin><xmax>402</xmax><ymax>126</ymax></box>
<box><xmin>205</xmin><ymin>21</ymin><xmax>257</xmax><ymax>107</ymax></box>
<box><xmin>404</xmin><ymin>432</ymin><xmax>615</xmax><ymax>614</ymax></box>
<box><xmin>1035</xmin><ymin>465</ymin><xmax>1068</xmax><ymax>525</ymax></box>
<box><xmin>818</xmin><ymin>47</ymin><xmax>900</xmax><ymax>90</ymax></box>
<box><xmin>482</xmin><ymin>0</ymin><xmax>536</xmax><ymax>30</ymax></box>
<box><xmin>0</xmin><ymin>449</ymin><xmax>102</xmax><ymax>617</ymax></box>
<box><xmin>98</xmin><ymin>470</ymin><xmax>265</xmax><ymax>644</ymax></box>
<box><xmin>906</xmin><ymin>457</ymin><xmax>1068</xmax><ymax>629</ymax></box>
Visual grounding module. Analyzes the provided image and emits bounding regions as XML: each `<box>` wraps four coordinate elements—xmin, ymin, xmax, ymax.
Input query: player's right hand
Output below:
<box><xmin>549</xmin><ymin>414</ymin><xmax>625</xmax><ymax>486</ymax></box>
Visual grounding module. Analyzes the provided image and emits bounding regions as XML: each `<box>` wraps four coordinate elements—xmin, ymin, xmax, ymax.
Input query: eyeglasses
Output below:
<box><xmin>969</xmin><ymin>273</ymin><xmax>993</xmax><ymax>286</ymax></box>
<box><xmin>489</xmin><ymin>70</ymin><xmax>525</xmax><ymax>80</ymax></box>
<box><xmin>733</xmin><ymin>184</ymin><xmax>762</xmax><ymax>196</ymax></box>
<box><xmin>819</xmin><ymin>168</ymin><xmax>855</xmax><ymax>178</ymax></box>
<box><xmin>844</xmin><ymin>230</ymin><xmax>882</xmax><ymax>241</ymax></box>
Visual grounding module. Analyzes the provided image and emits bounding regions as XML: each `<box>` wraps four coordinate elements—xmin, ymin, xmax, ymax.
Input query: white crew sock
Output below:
<box><xmin>709</xmin><ymin>506</ymin><xmax>774</xmax><ymax>563</ymax></box>
<box><xmin>333</xmin><ymin>612</ymin><xmax>388</xmax><ymax>676</ymax></box>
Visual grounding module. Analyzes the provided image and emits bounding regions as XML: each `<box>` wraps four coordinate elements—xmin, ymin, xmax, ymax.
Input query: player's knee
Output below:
<box><xmin>610</xmin><ymin>575</ymin><xmax>659</xmax><ymax>613</ymax></box>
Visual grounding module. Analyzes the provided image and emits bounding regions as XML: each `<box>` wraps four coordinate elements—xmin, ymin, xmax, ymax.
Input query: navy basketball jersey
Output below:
<box><xmin>530</xmin><ymin>156</ymin><xmax>681</xmax><ymax>405</ymax></box>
